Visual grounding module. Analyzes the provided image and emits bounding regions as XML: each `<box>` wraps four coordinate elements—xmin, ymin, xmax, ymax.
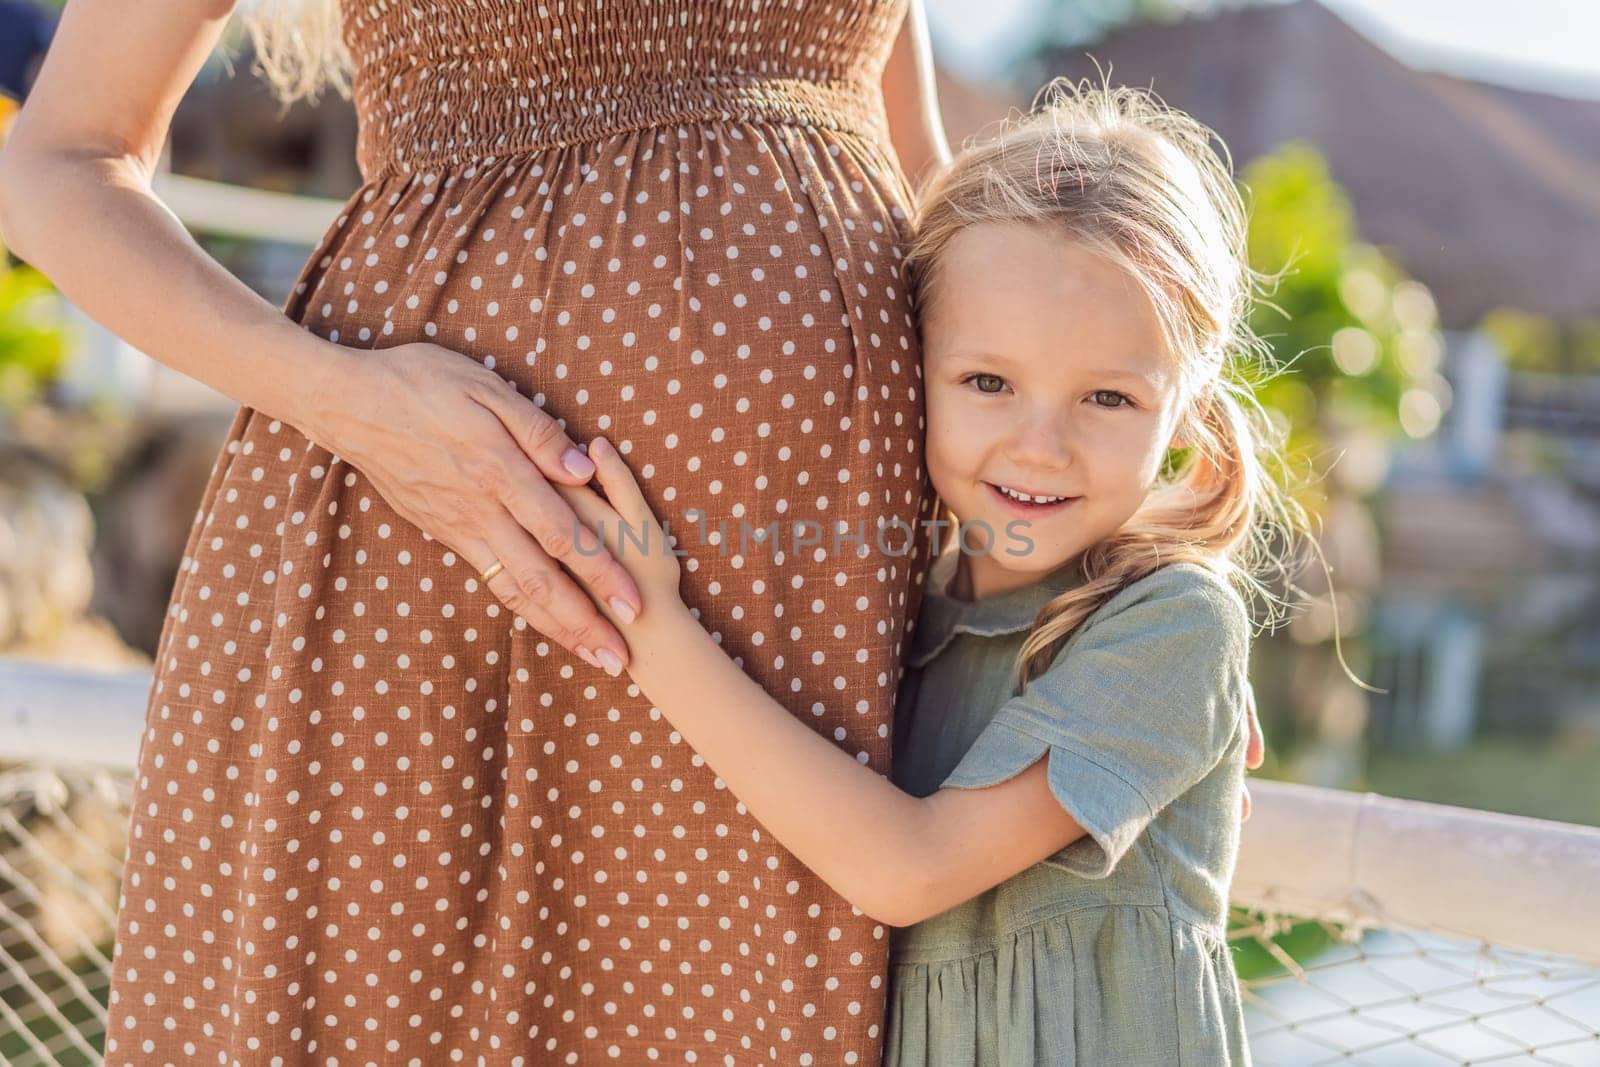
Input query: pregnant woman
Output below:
<box><xmin>0</xmin><ymin>0</ymin><xmax>948</xmax><ymax>1061</ymax></box>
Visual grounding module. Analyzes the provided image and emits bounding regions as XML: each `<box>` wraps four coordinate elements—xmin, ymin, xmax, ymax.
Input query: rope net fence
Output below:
<box><xmin>1231</xmin><ymin>908</ymin><xmax>1600</xmax><ymax>1065</ymax></box>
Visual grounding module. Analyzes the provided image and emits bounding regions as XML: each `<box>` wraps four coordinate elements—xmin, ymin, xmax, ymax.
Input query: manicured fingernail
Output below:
<box><xmin>575</xmin><ymin>645</ymin><xmax>599</xmax><ymax>669</ymax></box>
<box><xmin>609</xmin><ymin>596</ymin><xmax>638</xmax><ymax>624</ymax></box>
<box><xmin>562</xmin><ymin>447</ymin><xmax>596</xmax><ymax>478</ymax></box>
<box><xmin>595</xmin><ymin>648</ymin><xmax>624</xmax><ymax>677</ymax></box>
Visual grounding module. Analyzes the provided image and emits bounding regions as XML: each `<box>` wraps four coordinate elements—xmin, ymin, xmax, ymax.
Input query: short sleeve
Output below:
<box><xmin>939</xmin><ymin>564</ymin><xmax>1249</xmax><ymax>879</ymax></box>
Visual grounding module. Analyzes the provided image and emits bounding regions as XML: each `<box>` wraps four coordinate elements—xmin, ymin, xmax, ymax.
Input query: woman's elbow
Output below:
<box><xmin>0</xmin><ymin>136</ymin><xmax>76</xmax><ymax>266</ymax></box>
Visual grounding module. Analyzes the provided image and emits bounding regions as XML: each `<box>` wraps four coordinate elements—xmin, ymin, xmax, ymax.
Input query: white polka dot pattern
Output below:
<box><xmin>103</xmin><ymin>1</ymin><xmax>937</xmax><ymax>1063</ymax></box>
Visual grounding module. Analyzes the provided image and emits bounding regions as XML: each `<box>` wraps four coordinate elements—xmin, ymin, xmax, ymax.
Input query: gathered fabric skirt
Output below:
<box><xmin>103</xmin><ymin>118</ymin><xmax>935</xmax><ymax>1065</ymax></box>
<box><xmin>887</xmin><ymin>905</ymin><xmax>1252</xmax><ymax>1066</ymax></box>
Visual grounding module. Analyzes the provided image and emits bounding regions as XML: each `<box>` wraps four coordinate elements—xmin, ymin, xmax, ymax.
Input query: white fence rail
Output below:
<box><xmin>1231</xmin><ymin>779</ymin><xmax>1600</xmax><ymax>966</ymax></box>
<box><xmin>150</xmin><ymin>171</ymin><xmax>346</xmax><ymax>245</ymax></box>
<box><xmin>4</xmin><ymin>657</ymin><xmax>1600</xmax><ymax>1065</ymax></box>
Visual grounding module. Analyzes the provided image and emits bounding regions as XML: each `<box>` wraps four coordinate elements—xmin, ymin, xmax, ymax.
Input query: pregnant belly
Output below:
<box><xmin>279</xmin><ymin>118</ymin><xmax>935</xmax><ymax>745</ymax></box>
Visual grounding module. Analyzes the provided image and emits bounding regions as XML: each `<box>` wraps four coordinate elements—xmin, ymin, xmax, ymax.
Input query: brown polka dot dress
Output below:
<box><xmin>103</xmin><ymin>2</ymin><xmax>936</xmax><ymax>1064</ymax></box>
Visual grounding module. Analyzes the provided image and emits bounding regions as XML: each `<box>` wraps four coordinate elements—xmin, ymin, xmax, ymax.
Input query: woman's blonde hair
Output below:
<box><xmin>234</xmin><ymin>0</ymin><xmax>351</xmax><ymax>106</ymax></box>
<box><xmin>905</xmin><ymin>76</ymin><xmax>1311</xmax><ymax>694</ymax></box>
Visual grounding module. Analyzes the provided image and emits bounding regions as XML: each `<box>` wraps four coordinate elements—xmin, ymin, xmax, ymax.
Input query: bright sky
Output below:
<box><xmin>926</xmin><ymin>0</ymin><xmax>1600</xmax><ymax>100</ymax></box>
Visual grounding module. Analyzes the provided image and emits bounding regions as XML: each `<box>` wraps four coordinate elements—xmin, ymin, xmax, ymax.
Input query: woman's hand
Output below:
<box><xmin>301</xmin><ymin>342</ymin><xmax>645</xmax><ymax>670</ymax></box>
<box><xmin>550</xmin><ymin>435</ymin><xmax>687</xmax><ymax>669</ymax></box>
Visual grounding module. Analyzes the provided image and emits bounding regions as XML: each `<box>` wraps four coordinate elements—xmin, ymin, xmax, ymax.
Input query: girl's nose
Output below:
<box><xmin>1005</xmin><ymin>411</ymin><xmax>1075</xmax><ymax>472</ymax></box>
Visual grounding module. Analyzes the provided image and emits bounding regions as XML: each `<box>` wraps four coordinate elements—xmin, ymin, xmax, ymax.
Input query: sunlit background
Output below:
<box><xmin>0</xmin><ymin>1</ymin><xmax>1597</xmax><ymax>1062</ymax></box>
<box><xmin>933</xmin><ymin>0</ymin><xmax>1600</xmax><ymax>98</ymax></box>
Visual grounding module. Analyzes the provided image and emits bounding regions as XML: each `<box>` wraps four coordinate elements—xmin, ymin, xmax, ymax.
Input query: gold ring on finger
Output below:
<box><xmin>480</xmin><ymin>559</ymin><xmax>506</xmax><ymax>582</ymax></box>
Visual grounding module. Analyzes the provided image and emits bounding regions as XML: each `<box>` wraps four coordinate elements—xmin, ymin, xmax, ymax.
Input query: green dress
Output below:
<box><xmin>884</xmin><ymin>548</ymin><xmax>1254</xmax><ymax>1065</ymax></box>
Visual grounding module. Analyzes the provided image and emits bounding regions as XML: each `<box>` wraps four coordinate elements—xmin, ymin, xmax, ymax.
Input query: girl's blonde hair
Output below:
<box><xmin>905</xmin><ymin>76</ymin><xmax>1310</xmax><ymax>694</ymax></box>
<box><xmin>234</xmin><ymin>0</ymin><xmax>351</xmax><ymax>106</ymax></box>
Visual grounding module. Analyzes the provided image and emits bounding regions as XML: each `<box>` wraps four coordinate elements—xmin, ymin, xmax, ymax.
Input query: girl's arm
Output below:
<box><xmin>557</xmin><ymin>437</ymin><xmax>1089</xmax><ymax>929</ymax></box>
<box><xmin>625</xmin><ymin>592</ymin><xmax>1088</xmax><ymax>928</ymax></box>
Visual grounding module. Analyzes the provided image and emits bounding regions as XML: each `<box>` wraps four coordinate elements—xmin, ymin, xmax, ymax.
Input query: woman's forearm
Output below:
<box><xmin>0</xmin><ymin>147</ymin><xmax>356</xmax><ymax>434</ymax></box>
<box><xmin>625</xmin><ymin>605</ymin><xmax>937</xmax><ymax>927</ymax></box>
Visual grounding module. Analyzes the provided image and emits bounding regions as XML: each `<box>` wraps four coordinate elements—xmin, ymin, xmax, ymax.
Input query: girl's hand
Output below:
<box><xmin>552</xmin><ymin>435</ymin><xmax>687</xmax><ymax>664</ymax></box>
<box><xmin>298</xmin><ymin>343</ymin><xmax>645</xmax><ymax>669</ymax></box>
<box><xmin>1242</xmin><ymin>683</ymin><xmax>1265</xmax><ymax>822</ymax></box>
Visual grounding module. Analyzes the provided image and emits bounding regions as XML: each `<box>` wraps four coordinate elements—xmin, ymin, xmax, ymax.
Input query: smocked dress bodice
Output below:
<box><xmin>338</xmin><ymin>0</ymin><xmax>908</xmax><ymax>179</ymax></box>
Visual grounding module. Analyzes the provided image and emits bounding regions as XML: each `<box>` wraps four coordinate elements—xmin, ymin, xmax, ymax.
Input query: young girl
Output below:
<box><xmin>552</xmin><ymin>80</ymin><xmax>1294</xmax><ymax>1065</ymax></box>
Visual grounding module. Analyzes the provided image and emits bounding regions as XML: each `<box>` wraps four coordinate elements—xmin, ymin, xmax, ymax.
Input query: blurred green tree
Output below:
<box><xmin>1240</xmin><ymin>141</ymin><xmax>1449</xmax><ymax>511</ymax></box>
<box><xmin>1</xmin><ymin>103</ymin><xmax>66</xmax><ymax>417</ymax></box>
<box><xmin>0</xmin><ymin>249</ymin><xmax>67</xmax><ymax>419</ymax></box>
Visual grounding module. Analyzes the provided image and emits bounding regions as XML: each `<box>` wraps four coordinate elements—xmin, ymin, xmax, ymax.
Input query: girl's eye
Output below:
<box><xmin>963</xmin><ymin>373</ymin><xmax>1007</xmax><ymax>394</ymax></box>
<box><xmin>1091</xmin><ymin>389</ymin><xmax>1133</xmax><ymax>409</ymax></box>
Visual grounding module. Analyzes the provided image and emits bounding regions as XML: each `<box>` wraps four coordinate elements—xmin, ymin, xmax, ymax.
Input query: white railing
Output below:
<box><xmin>1231</xmin><ymin>779</ymin><xmax>1600</xmax><ymax>964</ymax></box>
<box><xmin>4</xmin><ymin>660</ymin><xmax>1600</xmax><ymax>1065</ymax></box>
<box><xmin>150</xmin><ymin>171</ymin><xmax>346</xmax><ymax>245</ymax></box>
<box><xmin>44</xmin><ymin>171</ymin><xmax>348</xmax><ymax>417</ymax></box>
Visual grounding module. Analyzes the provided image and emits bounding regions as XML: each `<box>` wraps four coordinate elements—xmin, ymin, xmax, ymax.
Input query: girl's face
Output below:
<box><xmin>921</xmin><ymin>221</ymin><xmax>1187</xmax><ymax>600</ymax></box>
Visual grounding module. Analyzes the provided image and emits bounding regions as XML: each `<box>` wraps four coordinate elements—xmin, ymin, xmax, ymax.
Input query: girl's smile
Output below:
<box><xmin>982</xmin><ymin>481</ymin><xmax>1081</xmax><ymax>515</ymax></box>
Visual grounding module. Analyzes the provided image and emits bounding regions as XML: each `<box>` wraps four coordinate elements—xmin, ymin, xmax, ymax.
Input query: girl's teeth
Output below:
<box><xmin>997</xmin><ymin>484</ymin><xmax>1065</xmax><ymax>504</ymax></box>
